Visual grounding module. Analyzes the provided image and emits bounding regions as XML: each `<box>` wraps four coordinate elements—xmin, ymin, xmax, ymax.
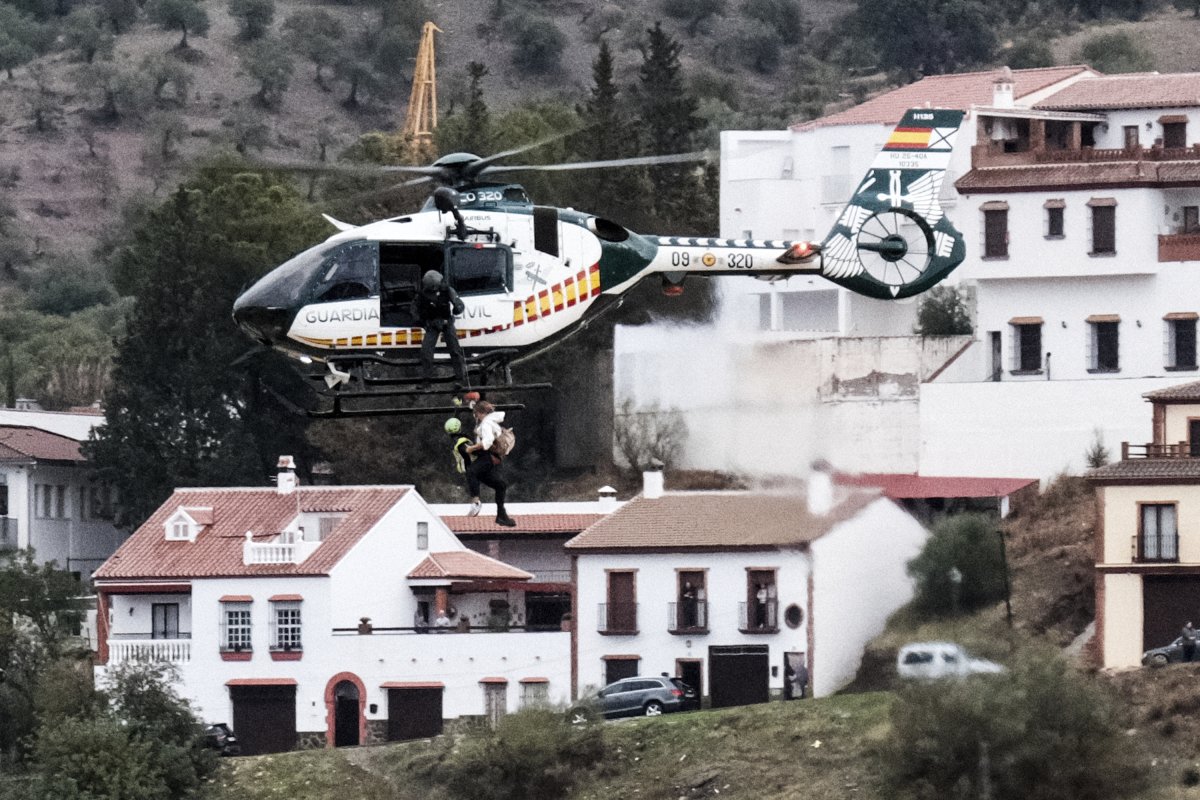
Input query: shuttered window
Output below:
<box><xmin>983</xmin><ymin>208</ymin><xmax>1008</xmax><ymax>258</ymax></box>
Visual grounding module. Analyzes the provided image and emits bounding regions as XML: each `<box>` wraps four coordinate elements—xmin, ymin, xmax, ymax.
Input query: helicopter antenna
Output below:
<box><xmin>402</xmin><ymin>22</ymin><xmax>441</xmax><ymax>149</ymax></box>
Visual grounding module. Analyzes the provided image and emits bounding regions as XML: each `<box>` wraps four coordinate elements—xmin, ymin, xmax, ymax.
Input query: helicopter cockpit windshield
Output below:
<box><xmin>308</xmin><ymin>242</ymin><xmax>378</xmax><ymax>303</ymax></box>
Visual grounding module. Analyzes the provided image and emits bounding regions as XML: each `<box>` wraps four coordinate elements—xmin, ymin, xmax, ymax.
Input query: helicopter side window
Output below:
<box><xmin>379</xmin><ymin>243</ymin><xmax>445</xmax><ymax>328</ymax></box>
<box><xmin>308</xmin><ymin>242</ymin><xmax>379</xmax><ymax>303</ymax></box>
<box><xmin>446</xmin><ymin>244</ymin><xmax>512</xmax><ymax>296</ymax></box>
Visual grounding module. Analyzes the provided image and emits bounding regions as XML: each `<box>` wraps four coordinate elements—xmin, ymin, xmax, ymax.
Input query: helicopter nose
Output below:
<box><xmin>232</xmin><ymin>303</ymin><xmax>294</xmax><ymax>346</ymax></box>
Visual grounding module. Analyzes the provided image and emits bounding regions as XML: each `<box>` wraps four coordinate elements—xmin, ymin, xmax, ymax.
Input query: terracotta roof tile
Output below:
<box><xmin>407</xmin><ymin>550</ymin><xmax>532</xmax><ymax>580</ymax></box>
<box><xmin>1087</xmin><ymin>459</ymin><xmax>1200</xmax><ymax>482</ymax></box>
<box><xmin>956</xmin><ymin>160</ymin><xmax>1200</xmax><ymax>192</ymax></box>
<box><xmin>1036</xmin><ymin>73</ymin><xmax>1200</xmax><ymax>110</ymax></box>
<box><xmin>1145</xmin><ymin>380</ymin><xmax>1200</xmax><ymax>401</ymax></box>
<box><xmin>834</xmin><ymin>472</ymin><xmax>1037</xmax><ymax>499</ymax></box>
<box><xmin>94</xmin><ymin>486</ymin><xmax>409</xmax><ymax>580</ymax></box>
<box><xmin>793</xmin><ymin>66</ymin><xmax>1094</xmax><ymax>130</ymax></box>
<box><xmin>564</xmin><ymin>489</ymin><xmax>881</xmax><ymax>551</ymax></box>
<box><xmin>442</xmin><ymin>514</ymin><xmax>606</xmax><ymax>535</ymax></box>
<box><xmin>0</xmin><ymin>425</ymin><xmax>84</xmax><ymax>462</ymax></box>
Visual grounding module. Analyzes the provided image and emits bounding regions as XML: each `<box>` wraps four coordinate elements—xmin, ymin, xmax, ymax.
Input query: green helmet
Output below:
<box><xmin>444</xmin><ymin>418</ymin><xmax>462</xmax><ymax>434</ymax></box>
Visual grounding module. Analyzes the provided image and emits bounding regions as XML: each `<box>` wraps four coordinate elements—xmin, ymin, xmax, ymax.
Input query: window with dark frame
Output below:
<box><xmin>1012</xmin><ymin>323</ymin><xmax>1042</xmax><ymax>372</ymax></box>
<box><xmin>1046</xmin><ymin>206</ymin><xmax>1064</xmax><ymax>238</ymax></box>
<box><xmin>1089</xmin><ymin>320</ymin><xmax>1120</xmax><ymax>372</ymax></box>
<box><xmin>983</xmin><ymin>208</ymin><xmax>1008</xmax><ymax>257</ymax></box>
<box><xmin>416</xmin><ymin>521</ymin><xmax>429</xmax><ymax>550</ymax></box>
<box><xmin>270</xmin><ymin>601</ymin><xmax>302</xmax><ymax>650</ymax></box>
<box><xmin>1184</xmin><ymin>206</ymin><xmax>1200</xmax><ymax>234</ymax></box>
<box><xmin>1123</xmin><ymin>126</ymin><xmax>1139</xmax><ymax>149</ymax></box>
<box><xmin>1091</xmin><ymin>205</ymin><xmax>1116</xmax><ymax>254</ymax></box>
<box><xmin>1163</xmin><ymin>122</ymin><xmax>1187</xmax><ymax>149</ymax></box>
<box><xmin>151</xmin><ymin>603</ymin><xmax>180</xmax><ymax>639</ymax></box>
<box><xmin>1140</xmin><ymin>504</ymin><xmax>1178</xmax><ymax>562</ymax></box>
<box><xmin>1167</xmin><ymin>317</ymin><xmax>1198</xmax><ymax>369</ymax></box>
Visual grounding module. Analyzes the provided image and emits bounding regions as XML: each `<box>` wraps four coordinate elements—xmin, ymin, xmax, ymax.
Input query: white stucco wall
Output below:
<box><xmin>809</xmin><ymin>498</ymin><xmax>928</xmax><ymax>697</ymax></box>
<box><xmin>21</xmin><ymin>463</ymin><xmax>124</xmax><ymax>577</ymax></box>
<box><xmin>1102</xmin><ymin>572</ymin><xmax>1143</xmax><ymax>669</ymax></box>
<box><xmin>919</xmin><ymin>377</ymin><xmax>1178</xmax><ymax>481</ymax></box>
<box><xmin>573</xmin><ymin>550</ymin><xmax>811</xmax><ymax>696</ymax></box>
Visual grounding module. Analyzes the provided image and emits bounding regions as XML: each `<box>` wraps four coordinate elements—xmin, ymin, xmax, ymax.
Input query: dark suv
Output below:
<box><xmin>589</xmin><ymin>676</ymin><xmax>697</xmax><ymax>719</ymax></box>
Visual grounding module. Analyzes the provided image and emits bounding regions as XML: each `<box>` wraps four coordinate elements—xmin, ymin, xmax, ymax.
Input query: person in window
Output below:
<box><xmin>681</xmin><ymin>581</ymin><xmax>698</xmax><ymax>629</ymax></box>
<box><xmin>416</xmin><ymin>270</ymin><xmax>466</xmax><ymax>388</ymax></box>
<box><xmin>755</xmin><ymin>583</ymin><xmax>769</xmax><ymax>628</ymax></box>
<box><xmin>465</xmin><ymin>400</ymin><xmax>517</xmax><ymax>527</ymax></box>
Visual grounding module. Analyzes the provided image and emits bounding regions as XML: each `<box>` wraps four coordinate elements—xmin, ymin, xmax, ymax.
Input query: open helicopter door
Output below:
<box><xmin>379</xmin><ymin>242</ymin><xmax>444</xmax><ymax>328</ymax></box>
<box><xmin>445</xmin><ymin>242</ymin><xmax>515</xmax><ymax>331</ymax></box>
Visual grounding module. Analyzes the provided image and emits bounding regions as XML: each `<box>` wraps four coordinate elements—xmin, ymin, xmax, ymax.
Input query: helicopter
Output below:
<box><xmin>233</xmin><ymin>107</ymin><xmax>967</xmax><ymax>418</ymax></box>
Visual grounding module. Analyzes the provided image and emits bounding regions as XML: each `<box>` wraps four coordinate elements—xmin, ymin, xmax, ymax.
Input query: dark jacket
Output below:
<box><xmin>416</xmin><ymin>284</ymin><xmax>465</xmax><ymax>323</ymax></box>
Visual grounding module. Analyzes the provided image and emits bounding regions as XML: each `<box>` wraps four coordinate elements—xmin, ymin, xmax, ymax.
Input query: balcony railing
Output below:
<box><xmin>1122</xmin><ymin>442</ymin><xmax>1200</xmax><ymax>459</ymax></box>
<box><xmin>1133</xmin><ymin>533</ymin><xmax>1179</xmax><ymax>563</ymax></box>
<box><xmin>0</xmin><ymin>517</ymin><xmax>16</xmax><ymax>551</ymax></box>
<box><xmin>529</xmin><ymin>569</ymin><xmax>571</xmax><ymax>583</ymax></box>
<box><xmin>738</xmin><ymin>600</ymin><xmax>779</xmax><ymax>633</ymax></box>
<box><xmin>242</xmin><ymin>533</ymin><xmax>321</xmax><ymax>565</ymax></box>
<box><xmin>972</xmin><ymin>142</ymin><xmax>1200</xmax><ymax>169</ymax></box>
<box><xmin>667</xmin><ymin>600</ymin><xmax>708</xmax><ymax>634</ymax></box>
<box><xmin>1159</xmin><ymin>232</ymin><xmax>1200</xmax><ymax>263</ymax></box>
<box><xmin>108</xmin><ymin>635</ymin><xmax>192</xmax><ymax>664</ymax></box>
<box><xmin>597</xmin><ymin>602</ymin><xmax>638</xmax><ymax>634</ymax></box>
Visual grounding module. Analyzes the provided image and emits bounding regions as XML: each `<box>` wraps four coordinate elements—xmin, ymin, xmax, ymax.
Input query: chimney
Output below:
<box><xmin>598</xmin><ymin>486</ymin><xmax>618</xmax><ymax>513</ymax></box>
<box><xmin>276</xmin><ymin>455</ymin><xmax>297</xmax><ymax>495</ymax></box>
<box><xmin>992</xmin><ymin>66</ymin><xmax>1014</xmax><ymax>109</ymax></box>
<box><xmin>807</xmin><ymin>459</ymin><xmax>834</xmax><ymax>516</ymax></box>
<box><xmin>642</xmin><ymin>462</ymin><xmax>664</xmax><ymax>500</ymax></box>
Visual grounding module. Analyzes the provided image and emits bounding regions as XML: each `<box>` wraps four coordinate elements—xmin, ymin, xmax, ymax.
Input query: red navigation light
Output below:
<box><xmin>777</xmin><ymin>240</ymin><xmax>822</xmax><ymax>265</ymax></box>
<box><xmin>789</xmin><ymin>241</ymin><xmax>813</xmax><ymax>259</ymax></box>
<box><xmin>663</xmin><ymin>284</ymin><xmax>685</xmax><ymax>297</ymax></box>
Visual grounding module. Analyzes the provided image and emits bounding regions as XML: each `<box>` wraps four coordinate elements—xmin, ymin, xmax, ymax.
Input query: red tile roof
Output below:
<box><xmin>564</xmin><ymin>490</ymin><xmax>880</xmax><ymax>551</ymax></box>
<box><xmin>834</xmin><ymin>472</ymin><xmax>1036</xmax><ymax>499</ymax></box>
<box><xmin>1145</xmin><ymin>380</ymin><xmax>1200</xmax><ymax>402</ymax></box>
<box><xmin>793</xmin><ymin>66</ymin><xmax>1094</xmax><ymax>130</ymax></box>
<box><xmin>407</xmin><ymin>550</ymin><xmax>533</xmax><ymax>581</ymax></box>
<box><xmin>1036</xmin><ymin>73</ymin><xmax>1200</xmax><ymax>110</ymax></box>
<box><xmin>1087</xmin><ymin>459</ymin><xmax>1200</xmax><ymax>482</ymax></box>
<box><xmin>94</xmin><ymin>486</ymin><xmax>409</xmax><ymax>580</ymax></box>
<box><xmin>226</xmin><ymin>678</ymin><xmax>297</xmax><ymax>686</ymax></box>
<box><xmin>0</xmin><ymin>425</ymin><xmax>84</xmax><ymax>463</ymax></box>
<box><xmin>442</xmin><ymin>514</ymin><xmax>606</xmax><ymax>535</ymax></box>
<box><xmin>955</xmin><ymin>160</ymin><xmax>1200</xmax><ymax>192</ymax></box>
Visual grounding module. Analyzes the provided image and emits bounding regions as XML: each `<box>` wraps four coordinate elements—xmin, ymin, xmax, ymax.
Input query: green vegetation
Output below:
<box><xmin>914</xmin><ymin>285</ymin><xmax>972</xmax><ymax>336</ymax></box>
<box><xmin>907</xmin><ymin>513</ymin><xmax>1009</xmax><ymax>616</ymax></box>
<box><xmin>1078</xmin><ymin>30</ymin><xmax>1156</xmax><ymax>72</ymax></box>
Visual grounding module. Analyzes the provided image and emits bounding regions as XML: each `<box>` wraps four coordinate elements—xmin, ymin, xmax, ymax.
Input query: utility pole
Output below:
<box><xmin>403</xmin><ymin>21</ymin><xmax>441</xmax><ymax>152</ymax></box>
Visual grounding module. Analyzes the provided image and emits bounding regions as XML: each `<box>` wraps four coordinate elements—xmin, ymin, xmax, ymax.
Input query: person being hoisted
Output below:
<box><xmin>416</xmin><ymin>270</ymin><xmax>466</xmax><ymax>388</ymax></box>
<box><xmin>445</xmin><ymin>416</ymin><xmax>474</xmax><ymax>487</ymax></box>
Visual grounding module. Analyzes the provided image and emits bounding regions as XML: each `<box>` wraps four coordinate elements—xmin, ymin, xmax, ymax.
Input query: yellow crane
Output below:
<box><xmin>403</xmin><ymin>21</ymin><xmax>441</xmax><ymax>147</ymax></box>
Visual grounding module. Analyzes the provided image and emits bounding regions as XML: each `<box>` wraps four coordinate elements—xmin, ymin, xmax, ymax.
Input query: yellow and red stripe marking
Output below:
<box><xmin>885</xmin><ymin>127</ymin><xmax>932</xmax><ymax>150</ymax></box>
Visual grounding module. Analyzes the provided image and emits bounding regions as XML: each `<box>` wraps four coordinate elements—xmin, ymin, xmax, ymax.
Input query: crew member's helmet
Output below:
<box><xmin>444</xmin><ymin>418</ymin><xmax>462</xmax><ymax>434</ymax></box>
<box><xmin>423</xmin><ymin>270</ymin><xmax>443</xmax><ymax>290</ymax></box>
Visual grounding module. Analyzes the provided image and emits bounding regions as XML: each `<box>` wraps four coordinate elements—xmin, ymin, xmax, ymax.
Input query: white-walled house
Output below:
<box><xmin>619</xmin><ymin>66</ymin><xmax>1200</xmax><ymax>483</ymax></box>
<box><xmin>565</xmin><ymin>472</ymin><xmax>929</xmax><ymax>701</ymax></box>
<box><xmin>93</xmin><ymin>469</ymin><xmax>572</xmax><ymax>755</ymax></box>
<box><xmin>0</xmin><ymin>423</ymin><xmax>123</xmax><ymax>578</ymax></box>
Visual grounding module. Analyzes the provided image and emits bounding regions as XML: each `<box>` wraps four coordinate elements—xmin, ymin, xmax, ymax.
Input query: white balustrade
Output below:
<box><xmin>242</xmin><ymin>532</ymin><xmax>321</xmax><ymax>565</ymax></box>
<box><xmin>108</xmin><ymin>638</ymin><xmax>191</xmax><ymax>664</ymax></box>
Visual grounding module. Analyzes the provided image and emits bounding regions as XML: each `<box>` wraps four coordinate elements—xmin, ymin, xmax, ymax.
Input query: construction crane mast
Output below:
<box><xmin>403</xmin><ymin>21</ymin><xmax>441</xmax><ymax>147</ymax></box>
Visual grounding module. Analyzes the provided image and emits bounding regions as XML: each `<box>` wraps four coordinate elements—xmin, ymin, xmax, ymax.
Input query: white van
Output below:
<box><xmin>896</xmin><ymin>641</ymin><xmax>1005</xmax><ymax>680</ymax></box>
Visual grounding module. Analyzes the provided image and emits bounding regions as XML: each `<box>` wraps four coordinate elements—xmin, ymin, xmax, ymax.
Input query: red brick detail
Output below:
<box><xmin>600</xmin><ymin>654</ymin><xmax>639</xmax><ymax>661</ymax></box>
<box><xmin>324</xmin><ymin>672</ymin><xmax>367</xmax><ymax>749</ymax></box>
<box><xmin>479</xmin><ymin>677</ymin><xmax>509</xmax><ymax>684</ymax></box>
<box><xmin>220</xmin><ymin>595</ymin><xmax>253</xmax><ymax>603</ymax></box>
<box><xmin>226</xmin><ymin>678</ymin><xmax>297</xmax><ymax>686</ymax></box>
<box><xmin>270</xmin><ymin>650</ymin><xmax>303</xmax><ymax>661</ymax></box>
<box><xmin>1092</xmin><ymin>572</ymin><xmax>1106</xmax><ymax>668</ymax></box>
<box><xmin>518</xmin><ymin>677</ymin><xmax>549</xmax><ymax>684</ymax></box>
<box><xmin>96</xmin><ymin>590</ymin><xmax>111</xmax><ymax>665</ymax></box>
<box><xmin>221</xmin><ymin>651</ymin><xmax>253</xmax><ymax>661</ymax></box>
<box><xmin>95</xmin><ymin>582</ymin><xmax>191</xmax><ymax>594</ymax></box>
<box><xmin>380</xmin><ymin>681</ymin><xmax>444</xmax><ymax>689</ymax></box>
<box><xmin>269</xmin><ymin>594</ymin><xmax>303</xmax><ymax>602</ymax></box>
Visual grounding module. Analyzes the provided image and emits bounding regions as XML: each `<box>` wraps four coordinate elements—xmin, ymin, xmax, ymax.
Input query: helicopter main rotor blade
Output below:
<box><xmin>483</xmin><ymin>151</ymin><xmax>714</xmax><ymax>174</ymax></box>
<box><xmin>473</xmin><ymin>130</ymin><xmax>581</xmax><ymax>169</ymax></box>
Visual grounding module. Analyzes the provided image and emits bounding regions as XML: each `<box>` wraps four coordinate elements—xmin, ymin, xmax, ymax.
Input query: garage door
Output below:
<box><xmin>708</xmin><ymin>644</ymin><xmax>769</xmax><ymax>709</ymax></box>
<box><xmin>386</xmin><ymin>686</ymin><xmax>443</xmax><ymax>742</ymax></box>
<box><xmin>230</xmin><ymin>684</ymin><xmax>296</xmax><ymax>755</ymax></box>
<box><xmin>1143</xmin><ymin>575</ymin><xmax>1200</xmax><ymax>651</ymax></box>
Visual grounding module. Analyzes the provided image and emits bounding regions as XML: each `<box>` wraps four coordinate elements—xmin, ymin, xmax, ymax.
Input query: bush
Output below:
<box><xmin>908</xmin><ymin>513</ymin><xmax>1007</xmax><ymax>616</ymax></box>
<box><xmin>511</xmin><ymin>16</ymin><xmax>565</xmax><ymax>74</ymax></box>
<box><xmin>883</xmin><ymin>651</ymin><xmax>1147</xmax><ymax>800</ymax></box>
<box><xmin>914</xmin><ymin>285</ymin><xmax>971</xmax><ymax>336</ymax></box>
<box><xmin>438</xmin><ymin>708</ymin><xmax>608</xmax><ymax>800</ymax></box>
<box><xmin>1078</xmin><ymin>31</ymin><xmax>1153</xmax><ymax>73</ymax></box>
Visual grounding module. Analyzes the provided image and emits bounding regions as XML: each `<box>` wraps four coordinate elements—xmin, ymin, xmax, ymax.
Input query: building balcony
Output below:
<box><xmin>971</xmin><ymin>143</ymin><xmax>1200</xmax><ymax>169</ymax></box>
<box><xmin>242</xmin><ymin>533</ymin><xmax>321</xmax><ymax>565</ymax></box>
<box><xmin>738</xmin><ymin>600</ymin><xmax>779</xmax><ymax>634</ymax></box>
<box><xmin>1132</xmin><ymin>533</ymin><xmax>1179</xmax><ymax>563</ymax></box>
<box><xmin>1159</xmin><ymin>232</ymin><xmax>1200</xmax><ymax>263</ymax></box>
<box><xmin>1121</xmin><ymin>442</ymin><xmax>1200</xmax><ymax>459</ymax></box>
<box><xmin>108</xmin><ymin>634</ymin><xmax>192</xmax><ymax>664</ymax></box>
<box><xmin>667</xmin><ymin>600</ymin><xmax>708</xmax><ymax>634</ymax></box>
<box><xmin>0</xmin><ymin>517</ymin><xmax>16</xmax><ymax>551</ymax></box>
<box><xmin>597</xmin><ymin>602</ymin><xmax>637</xmax><ymax>635</ymax></box>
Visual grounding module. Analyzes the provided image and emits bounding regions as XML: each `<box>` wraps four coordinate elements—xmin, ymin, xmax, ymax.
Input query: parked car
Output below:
<box><xmin>897</xmin><ymin>642</ymin><xmax>1005</xmax><ymax>680</ymax></box>
<box><xmin>572</xmin><ymin>676</ymin><xmax>697</xmax><ymax>722</ymax></box>
<box><xmin>203</xmin><ymin>723</ymin><xmax>241</xmax><ymax>756</ymax></box>
<box><xmin>1142</xmin><ymin>637</ymin><xmax>1198</xmax><ymax>667</ymax></box>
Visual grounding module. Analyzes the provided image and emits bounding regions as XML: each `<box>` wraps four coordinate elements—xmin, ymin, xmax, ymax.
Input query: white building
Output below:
<box><xmin>565</xmin><ymin>470</ymin><xmax>928</xmax><ymax>700</ymax></box>
<box><xmin>93</xmin><ymin>467</ymin><xmax>573</xmax><ymax>755</ymax></box>
<box><xmin>0</xmin><ymin>422</ymin><xmax>123</xmax><ymax>578</ymax></box>
<box><xmin>619</xmin><ymin>67</ymin><xmax>1200</xmax><ymax>482</ymax></box>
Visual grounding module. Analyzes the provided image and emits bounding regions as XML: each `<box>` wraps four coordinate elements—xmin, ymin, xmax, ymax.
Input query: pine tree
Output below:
<box><xmin>463</xmin><ymin>61</ymin><xmax>491</xmax><ymax>154</ymax></box>
<box><xmin>85</xmin><ymin>170</ymin><xmax>326</xmax><ymax>528</ymax></box>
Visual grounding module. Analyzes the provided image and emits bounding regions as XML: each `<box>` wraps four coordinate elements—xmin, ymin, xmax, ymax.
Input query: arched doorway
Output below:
<box><xmin>324</xmin><ymin>672</ymin><xmax>366</xmax><ymax>748</ymax></box>
<box><xmin>334</xmin><ymin>681</ymin><xmax>360</xmax><ymax>746</ymax></box>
